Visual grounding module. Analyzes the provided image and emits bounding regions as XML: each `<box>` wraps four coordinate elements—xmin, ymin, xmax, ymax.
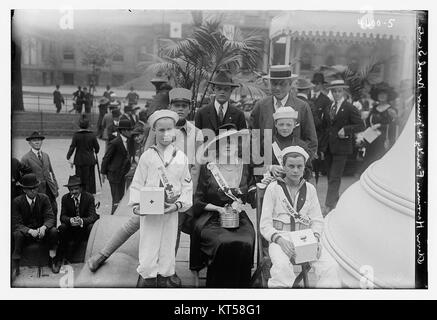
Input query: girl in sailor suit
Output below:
<box><xmin>260</xmin><ymin>146</ymin><xmax>341</xmax><ymax>288</ymax></box>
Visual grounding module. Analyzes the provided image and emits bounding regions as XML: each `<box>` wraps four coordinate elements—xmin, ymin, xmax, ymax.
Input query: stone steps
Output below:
<box><xmin>12</xmin><ymin>112</ymin><xmax>99</xmax><ymax>137</ymax></box>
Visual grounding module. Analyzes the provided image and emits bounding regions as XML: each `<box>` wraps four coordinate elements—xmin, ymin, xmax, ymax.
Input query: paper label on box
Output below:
<box><xmin>363</xmin><ymin>127</ymin><xmax>381</xmax><ymax>143</ymax></box>
<box><xmin>139</xmin><ymin>187</ymin><xmax>164</xmax><ymax>215</ymax></box>
<box><xmin>289</xmin><ymin>229</ymin><xmax>318</xmax><ymax>264</ymax></box>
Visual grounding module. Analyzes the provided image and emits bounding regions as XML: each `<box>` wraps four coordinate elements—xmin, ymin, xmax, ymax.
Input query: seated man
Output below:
<box><xmin>11</xmin><ymin>174</ymin><xmax>61</xmax><ymax>278</ymax></box>
<box><xmin>58</xmin><ymin>176</ymin><xmax>99</xmax><ymax>263</ymax></box>
<box><xmin>259</xmin><ymin>146</ymin><xmax>341</xmax><ymax>288</ymax></box>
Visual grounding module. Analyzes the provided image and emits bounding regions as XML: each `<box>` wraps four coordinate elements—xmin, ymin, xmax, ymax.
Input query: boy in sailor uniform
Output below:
<box><xmin>129</xmin><ymin>110</ymin><xmax>193</xmax><ymax>287</ymax></box>
<box><xmin>260</xmin><ymin>146</ymin><xmax>341</xmax><ymax>288</ymax></box>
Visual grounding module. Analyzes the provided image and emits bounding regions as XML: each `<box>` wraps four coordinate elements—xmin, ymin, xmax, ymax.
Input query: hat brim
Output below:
<box><xmin>209</xmin><ymin>81</ymin><xmax>240</xmax><ymax>88</ymax></box>
<box><xmin>297</xmin><ymin>85</ymin><xmax>315</xmax><ymax>90</ymax></box>
<box><xmin>171</xmin><ymin>98</ymin><xmax>191</xmax><ymax>104</ymax></box>
<box><xmin>264</xmin><ymin>73</ymin><xmax>299</xmax><ymax>80</ymax></box>
<box><xmin>64</xmin><ymin>182</ymin><xmax>82</xmax><ymax>187</ymax></box>
<box><xmin>311</xmin><ymin>78</ymin><xmax>328</xmax><ymax>85</ymax></box>
<box><xmin>118</xmin><ymin>126</ymin><xmax>133</xmax><ymax>130</ymax></box>
<box><xmin>26</xmin><ymin>136</ymin><xmax>45</xmax><ymax>141</ymax></box>
<box><xmin>18</xmin><ymin>181</ymin><xmax>40</xmax><ymax>189</ymax></box>
<box><xmin>328</xmin><ymin>84</ymin><xmax>350</xmax><ymax>90</ymax></box>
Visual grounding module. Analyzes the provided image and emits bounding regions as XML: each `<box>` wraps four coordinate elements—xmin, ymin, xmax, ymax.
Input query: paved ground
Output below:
<box><xmin>11</xmin><ymin>137</ymin><xmax>359</xmax><ymax>288</ymax></box>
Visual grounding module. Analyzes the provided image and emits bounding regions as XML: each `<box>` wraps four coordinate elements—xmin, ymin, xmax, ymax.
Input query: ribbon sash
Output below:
<box><xmin>277</xmin><ymin>183</ymin><xmax>311</xmax><ymax>226</ymax></box>
<box><xmin>272</xmin><ymin>141</ymin><xmax>283</xmax><ymax>165</ymax></box>
<box><xmin>151</xmin><ymin>146</ymin><xmax>179</xmax><ymax>201</ymax></box>
<box><xmin>207</xmin><ymin>163</ymin><xmax>241</xmax><ymax>205</ymax></box>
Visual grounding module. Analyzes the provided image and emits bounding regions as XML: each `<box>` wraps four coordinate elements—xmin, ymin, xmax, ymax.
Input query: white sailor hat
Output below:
<box><xmin>148</xmin><ymin>109</ymin><xmax>179</xmax><ymax>128</ymax></box>
<box><xmin>281</xmin><ymin>146</ymin><xmax>310</xmax><ymax>163</ymax></box>
<box><xmin>169</xmin><ymin>88</ymin><xmax>191</xmax><ymax>103</ymax></box>
<box><xmin>273</xmin><ymin>106</ymin><xmax>298</xmax><ymax>121</ymax></box>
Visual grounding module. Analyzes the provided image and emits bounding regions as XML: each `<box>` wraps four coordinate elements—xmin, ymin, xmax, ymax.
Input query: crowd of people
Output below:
<box><xmin>12</xmin><ymin>64</ymin><xmax>413</xmax><ymax>288</ymax></box>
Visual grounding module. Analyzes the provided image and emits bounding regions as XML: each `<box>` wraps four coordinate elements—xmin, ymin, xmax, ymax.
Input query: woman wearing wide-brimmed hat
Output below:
<box><xmin>190</xmin><ymin>123</ymin><xmax>256</xmax><ymax>288</ymax></box>
<box><xmin>361</xmin><ymin>82</ymin><xmax>398</xmax><ymax>173</ymax></box>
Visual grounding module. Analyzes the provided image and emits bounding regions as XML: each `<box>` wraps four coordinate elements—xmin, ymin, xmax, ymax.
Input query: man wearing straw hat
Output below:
<box><xmin>195</xmin><ymin>70</ymin><xmax>247</xmax><ymax>135</ymax></box>
<box><xmin>250</xmin><ymin>65</ymin><xmax>317</xmax><ymax>175</ymax></box>
<box><xmin>323</xmin><ymin>79</ymin><xmax>364</xmax><ymax>215</ymax></box>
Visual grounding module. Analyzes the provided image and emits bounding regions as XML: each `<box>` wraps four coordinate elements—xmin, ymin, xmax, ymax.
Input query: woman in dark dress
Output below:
<box><xmin>362</xmin><ymin>83</ymin><xmax>398</xmax><ymax>172</ymax></box>
<box><xmin>66</xmin><ymin>116</ymin><xmax>100</xmax><ymax>194</ymax></box>
<box><xmin>190</xmin><ymin>124</ymin><xmax>256</xmax><ymax>288</ymax></box>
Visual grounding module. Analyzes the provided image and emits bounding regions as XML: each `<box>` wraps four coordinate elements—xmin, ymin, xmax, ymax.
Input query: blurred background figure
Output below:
<box><xmin>53</xmin><ymin>84</ymin><xmax>65</xmax><ymax>113</ymax></box>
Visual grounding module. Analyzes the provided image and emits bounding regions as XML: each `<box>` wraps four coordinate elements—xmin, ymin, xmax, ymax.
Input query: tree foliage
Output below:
<box><xmin>144</xmin><ymin>17</ymin><xmax>265</xmax><ymax>114</ymax></box>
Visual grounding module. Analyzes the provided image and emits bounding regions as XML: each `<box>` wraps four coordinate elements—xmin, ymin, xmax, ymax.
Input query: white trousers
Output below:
<box><xmin>268</xmin><ymin>232</ymin><xmax>342</xmax><ymax>288</ymax></box>
<box><xmin>137</xmin><ymin>212</ymin><xmax>178</xmax><ymax>279</ymax></box>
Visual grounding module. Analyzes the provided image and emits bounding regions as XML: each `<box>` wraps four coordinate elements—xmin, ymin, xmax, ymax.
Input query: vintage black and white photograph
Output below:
<box><xmin>9</xmin><ymin>6</ymin><xmax>427</xmax><ymax>292</ymax></box>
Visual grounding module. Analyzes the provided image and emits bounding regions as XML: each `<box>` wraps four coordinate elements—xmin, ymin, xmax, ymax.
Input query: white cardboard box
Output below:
<box><xmin>289</xmin><ymin>229</ymin><xmax>318</xmax><ymax>264</ymax></box>
<box><xmin>139</xmin><ymin>187</ymin><xmax>164</xmax><ymax>215</ymax></box>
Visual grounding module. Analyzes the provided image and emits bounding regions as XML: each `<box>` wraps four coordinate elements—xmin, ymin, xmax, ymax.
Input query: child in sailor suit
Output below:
<box><xmin>129</xmin><ymin>111</ymin><xmax>193</xmax><ymax>283</ymax></box>
<box><xmin>260</xmin><ymin>146</ymin><xmax>341</xmax><ymax>288</ymax></box>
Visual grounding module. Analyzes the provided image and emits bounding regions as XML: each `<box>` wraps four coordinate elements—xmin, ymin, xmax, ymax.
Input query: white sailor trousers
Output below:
<box><xmin>268</xmin><ymin>232</ymin><xmax>342</xmax><ymax>288</ymax></box>
<box><xmin>137</xmin><ymin>212</ymin><xmax>178</xmax><ymax>279</ymax></box>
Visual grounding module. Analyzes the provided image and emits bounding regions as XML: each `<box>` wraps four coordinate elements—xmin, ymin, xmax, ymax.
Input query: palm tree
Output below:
<box><xmin>143</xmin><ymin>17</ymin><xmax>265</xmax><ymax>115</ymax></box>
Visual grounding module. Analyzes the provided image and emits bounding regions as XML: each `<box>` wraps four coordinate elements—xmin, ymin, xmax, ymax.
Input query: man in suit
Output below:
<box><xmin>125</xmin><ymin>86</ymin><xmax>140</xmax><ymax>106</ymax></box>
<box><xmin>310</xmin><ymin>72</ymin><xmax>332</xmax><ymax>179</ymax></box>
<box><xmin>11</xmin><ymin>174</ymin><xmax>61</xmax><ymax>278</ymax></box>
<box><xmin>66</xmin><ymin>116</ymin><xmax>100</xmax><ymax>194</ymax></box>
<box><xmin>121</xmin><ymin>105</ymin><xmax>138</xmax><ymax>128</ymax></box>
<box><xmin>324</xmin><ymin>80</ymin><xmax>364</xmax><ymax>215</ymax></box>
<box><xmin>73</xmin><ymin>86</ymin><xmax>84</xmax><ymax>114</ymax></box>
<box><xmin>195</xmin><ymin>70</ymin><xmax>247</xmax><ymax>138</ymax></box>
<box><xmin>57</xmin><ymin>176</ymin><xmax>99</xmax><ymax>262</ymax></box>
<box><xmin>21</xmin><ymin>132</ymin><xmax>59</xmax><ymax>221</ymax></box>
<box><xmin>101</xmin><ymin>119</ymin><xmax>134</xmax><ymax>214</ymax></box>
<box><xmin>11</xmin><ymin>158</ymin><xmax>32</xmax><ymax>199</ymax></box>
<box><xmin>250</xmin><ymin>65</ymin><xmax>318</xmax><ymax>175</ymax></box>
<box><xmin>53</xmin><ymin>84</ymin><xmax>64</xmax><ymax>113</ymax></box>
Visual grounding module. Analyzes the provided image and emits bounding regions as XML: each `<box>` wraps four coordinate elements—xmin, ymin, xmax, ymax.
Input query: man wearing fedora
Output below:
<box><xmin>21</xmin><ymin>131</ymin><xmax>59</xmax><ymax>221</ymax></box>
<box><xmin>121</xmin><ymin>105</ymin><xmax>138</xmax><ymax>128</ymax></box>
<box><xmin>57</xmin><ymin>175</ymin><xmax>99</xmax><ymax>262</ymax></box>
<box><xmin>66</xmin><ymin>116</ymin><xmax>100</xmax><ymax>194</ymax></box>
<box><xmin>195</xmin><ymin>70</ymin><xmax>247</xmax><ymax>136</ymax></box>
<box><xmin>250</xmin><ymin>65</ymin><xmax>317</xmax><ymax>175</ymax></box>
<box><xmin>105</xmin><ymin>109</ymin><xmax>122</xmax><ymax>146</ymax></box>
<box><xmin>310</xmin><ymin>72</ymin><xmax>332</xmax><ymax>179</ymax></box>
<box><xmin>12</xmin><ymin>173</ymin><xmax>61</xmax><ymax>277</ymax></box>
<box><xmin>324</xmin><ymin>80</ymin><xmax>364</xmax><ymax>215</ymax></box>
<box><xmin>101</xmin><ymin>118</ymin><xmax>134</xmax><ymax>214</ymax></box>
<box><xmin>53</xmin><ymin>84</ymin><xmax>65</xmax><ymax>113</ymax></box>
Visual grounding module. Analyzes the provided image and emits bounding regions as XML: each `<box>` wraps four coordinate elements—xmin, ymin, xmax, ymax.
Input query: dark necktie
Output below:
<box><xmin>330</xmin><ymin>102</ymin><xmax>338</xmax><ymax>120</ymax></box>
<box><xmin>37</xmin><ymin>151</ymin><xmax>42</xmax><ymax>162</ymax></box>
<box><xmin>275</xmin><ymin>100</ymin><xmax>283</xmax><ymax>110</ymax></box>
<box><xmin>74</xmin><ymin>197</ymin><xmax>80</xmax><ymax>216</ymax></box>
<box><xmin>218</xmin><ymin>104</ymin><xmax>224</xmax><ymax>124</ymax></box>
<box><xmin>30</xmin><ymin>199</ymin><xmax>35</xmax><ymax>212</ymax></box>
